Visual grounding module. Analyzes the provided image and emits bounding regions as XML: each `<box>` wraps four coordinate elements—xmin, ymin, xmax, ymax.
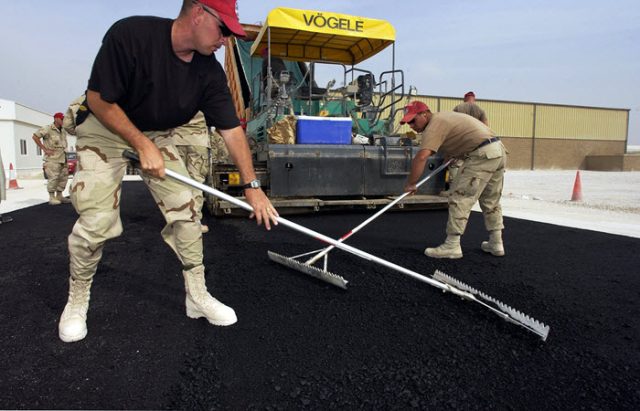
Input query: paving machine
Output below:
<box><xmin>207</xmin><ymin>7</ymin><xmax>448</xmax><ymax>215</ymax></box>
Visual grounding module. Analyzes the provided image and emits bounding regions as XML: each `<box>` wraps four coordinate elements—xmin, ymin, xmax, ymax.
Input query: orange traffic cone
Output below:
<box><xmin>570</xmin><ymin>170</ymin><xmax>582</xmax><ymax>201</ymax></box>
<box><xmin>8</xmin><ymin>163</ymin><xmax>22</xmax><ymax>190</ymax></box>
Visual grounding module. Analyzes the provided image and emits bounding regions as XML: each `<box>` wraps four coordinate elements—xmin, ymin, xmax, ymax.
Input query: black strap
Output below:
<box><xmin>476</xmin><ymin>137</ymin><xmax>500</xmax><ymax>150</ymax></box>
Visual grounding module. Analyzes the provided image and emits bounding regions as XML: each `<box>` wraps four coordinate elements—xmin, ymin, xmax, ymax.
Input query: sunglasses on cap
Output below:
<box><xmin>192</xmin><ymin>0</ymin><xmax>233</xmax><ymax>37</ymax></box>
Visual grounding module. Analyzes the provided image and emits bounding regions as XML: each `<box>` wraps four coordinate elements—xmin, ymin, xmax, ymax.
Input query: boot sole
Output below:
<box><xmin>424</xmin><ymin>251</ymin><xmax>463</xmax><ymax>259</ymax></box>
<box><xmin>59</xmin><ymin>328</ymin><xmax>87</xmax><ymax>343</ymax></box>
<box><xmin>481</xmin><ymin>247</ymin><xmax>505</xmax><ymax>257</ymax></box>
<box><xmin>186</xmin><ymin>310</ymin><xmax>237</xmax><ymax>326</ymax></box>
<box><xmin>483</xmin><ymin>250</ymin><xmax>505</xmax><ymax>257</ymax></box>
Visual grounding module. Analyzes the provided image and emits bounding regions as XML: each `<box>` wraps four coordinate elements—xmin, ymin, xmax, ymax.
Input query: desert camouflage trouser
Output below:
<box><xmin>447</xmin><ymin>142</ymin><xmax>506</xmax><ymax>236</ymax></box>
<box><xmin>175</xmin><ymin>145</ymin><xmax>209</xmax><ymax>222</ymax></box>
<box><xmin>44</xmin><ymin>160</ymin><xmax>69</xmax><ymax>193</ymax></box>
<box><xmin>68</xmin><ymin>114</ymin><xmax>202</xmax><ymax>282</ymax></box>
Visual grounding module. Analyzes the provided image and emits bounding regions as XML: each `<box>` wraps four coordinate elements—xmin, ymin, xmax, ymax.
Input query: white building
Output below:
<box><xmin>0</xmin><ymin>98</ymin><xmax>76</xmax><ymax>178</ymax></box>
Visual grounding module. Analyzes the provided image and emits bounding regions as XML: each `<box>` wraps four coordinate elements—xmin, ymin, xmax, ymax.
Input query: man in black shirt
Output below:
<box><xmin>59</xmin><ymin>0</ymin><xmax>279</xmax><ymax>343</ymax></box>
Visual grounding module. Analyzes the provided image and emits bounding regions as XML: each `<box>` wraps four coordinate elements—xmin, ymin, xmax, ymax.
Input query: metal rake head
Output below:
<box><xmin>268</xmin><ymin>251</ymin><xmax>349</xmax><ymax>289</ymax></box>
<box><xmin>433</xmin><ymin>270</ymin><xmax>550</xmax><ymax>341</ymax></box>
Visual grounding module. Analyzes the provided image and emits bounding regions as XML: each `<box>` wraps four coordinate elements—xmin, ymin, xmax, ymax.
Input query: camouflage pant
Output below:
<box><xmin>175</xmin><ymin>145</ymin><xmax>210</xmax><ymax>222</ymax></box>
<box><xmin>447</xmin><ymin>142</ymin><xmax>507</xmax><ymax>235</ymax></box>
<box><xmin>45</xmin><ymin>161</ymin><xmax>69</xmax><ymax>193</ymax></box>
<box><xmin>68</xmin><ymin>114</ymin><xmax>202</xmax><ymax>282</ymax></box>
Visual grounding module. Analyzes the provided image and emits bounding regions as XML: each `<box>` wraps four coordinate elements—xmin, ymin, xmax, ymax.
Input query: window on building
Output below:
<box><xmin>36</xmin><ymin>145</ymin><xmax>42</xmax><ymax>155</ymax></box>
<box><xmin>20</xmin><ymin>139</ymin><xmax>27</xmax><ymax>155</ymax></box>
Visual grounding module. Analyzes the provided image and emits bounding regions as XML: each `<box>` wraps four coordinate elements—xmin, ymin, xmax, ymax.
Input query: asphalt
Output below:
<box><xmin>0</xmin><ymin>181</ymin><xmax>639</xmax><ymax>410</ymax></box>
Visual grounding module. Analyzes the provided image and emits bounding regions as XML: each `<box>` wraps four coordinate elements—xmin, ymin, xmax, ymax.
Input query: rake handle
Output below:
<box><xmin>304</xmin><ymin>158</ymin><xmax>453</xmax><ymax>266</ymax></box>
<box><xmin>122</xmin><ymin>150</ymin><xmax>452</xmax><ymax>293</ymax></box>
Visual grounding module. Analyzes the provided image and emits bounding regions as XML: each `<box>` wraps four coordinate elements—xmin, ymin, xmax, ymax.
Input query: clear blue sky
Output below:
<box><xmin>1</xmin><ymin>0</ymin><xmax>639</xmax><ymax>144</ymax></box>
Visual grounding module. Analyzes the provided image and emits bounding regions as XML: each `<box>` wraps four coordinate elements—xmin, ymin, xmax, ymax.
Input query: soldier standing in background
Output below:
<box><xmin>32</xmin><ymin>113</ymin><xmax>71</xmax><ymax>205</ymax></box>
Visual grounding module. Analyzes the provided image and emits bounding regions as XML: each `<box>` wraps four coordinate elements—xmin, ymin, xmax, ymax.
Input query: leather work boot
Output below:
<box><xmin>58</xmin><ymin>277</ymin><xmax>93</xmax><ymax>343</ymax></box>
<box><xmin>49</xmin><ymin>192</ymin><xmax>61</xmax><ymax>205</ymax></box>
<box><xmin>424</xmin><ymin>235</ymin><xmax>463</xmax><ymax>259</ymax></box>
<box><xmin>481</xmin><ymin>230</ymin><xmax>505</xmax><ymax>257</ymax></box>
<box><xmin>183</xmin><ymin>267</ymin><xmax>237</xmax><ymax>326</ymax></box>
<box><xmin>56</xmin><ymin>191</ymin><xmax>72</xmax><ymax>204</ymax></box>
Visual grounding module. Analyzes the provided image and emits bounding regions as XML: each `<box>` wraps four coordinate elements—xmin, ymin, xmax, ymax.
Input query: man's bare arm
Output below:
<box><xmin>86</xmin><ymin>90</ymin><xmax>165</xmax><ymax>177</ymax></box>
<box><xmin>219</xmin><ymin>126</ymin><xmax>278</xmax><ymax>230</ymax></box>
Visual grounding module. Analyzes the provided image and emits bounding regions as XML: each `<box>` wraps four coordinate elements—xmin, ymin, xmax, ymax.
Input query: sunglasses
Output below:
<box><xmin>407</xmin><ymin>112</ymin><xmax>425</xmax><ymax>126</ymax></box>
<box><xmin>192</xmin><ymin>0</ymin><xmax>233</xmax><ymax>37</ymax></box>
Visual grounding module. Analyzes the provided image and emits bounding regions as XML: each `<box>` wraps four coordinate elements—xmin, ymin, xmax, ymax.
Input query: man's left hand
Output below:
<box><xmin>244</xmin><ymin>188</ymin><xmax>279</xmax><ymax>230</ymax></box>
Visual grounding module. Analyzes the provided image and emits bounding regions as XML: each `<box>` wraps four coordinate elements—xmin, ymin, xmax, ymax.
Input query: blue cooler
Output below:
<box><xmin>296</xmin><ymin>116</ymin><xmax>352</xmax><ymax>144</ymax></box>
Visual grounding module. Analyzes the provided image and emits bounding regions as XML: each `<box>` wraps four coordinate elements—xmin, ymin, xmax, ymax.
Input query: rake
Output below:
<box><xmin>273</xmin><ymin>158</ymin><xmax>453</xmax><ymax>288</ymax></box>
<box><xmin>123</xmin><ymin>150</ymin><xmax>550</xmax><ymax>340</ymax></box>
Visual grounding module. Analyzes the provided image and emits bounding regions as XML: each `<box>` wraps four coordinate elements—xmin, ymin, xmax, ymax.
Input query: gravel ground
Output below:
<box><xmin>1</xmin><ymin>181</ymin><xmax>639</xmax><ymax>409</ymax></box>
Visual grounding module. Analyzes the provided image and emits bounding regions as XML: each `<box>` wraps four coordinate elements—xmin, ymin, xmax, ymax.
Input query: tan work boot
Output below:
<box><xmin>183</xmin><ymin>266</ymin><xmax>237</xmax><ymax>326</ymax></box>
<box><xmin>425</xmin><ymin>235</ymin><xmax>463</xmax><ymax>259</ymax></box>
<box><xmin>49</xmin><ymin>192</ymin><xmax>61</xmax><ymax>205</ymax></box>
<box><xmin>56</xmin><ymin>191</ymin><xmax>72</xmax><ymax>204</ymax></box>
<box><xmin>59</xmin><ymin>277</ymin><xmax>92</xmax><ymax>342</ymax></box>
<box><xmin>481</xmin><ymin>230</ymin><xmax>505</xmax><ymax>256</ymax></box>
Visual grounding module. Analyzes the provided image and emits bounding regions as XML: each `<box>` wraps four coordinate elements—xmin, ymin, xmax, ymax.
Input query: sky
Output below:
<box><xmin>1</xmin><ymin>0</ymin><xmax>639</xmax><ymax>144</ymax></box>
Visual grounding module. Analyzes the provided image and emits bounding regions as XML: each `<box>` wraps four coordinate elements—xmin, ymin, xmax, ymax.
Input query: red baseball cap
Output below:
<box><xmin>199</xmin><ymin>0</ymin><xmax>246</xmax><ymax>38</ymax></box>
<box><xmin>400</xmin><ymin>101</ymin><xmax>430</xmax><ymax>124</ymax></box>
<box><xmin>53</xmin><ymin>112</ymin><xmax>64</xmax><ymax>120</ymax></box>
<box><xmin>464</xmin><ymin>91</ymin><xmax>475</xmax><ymax>101</ymax></box>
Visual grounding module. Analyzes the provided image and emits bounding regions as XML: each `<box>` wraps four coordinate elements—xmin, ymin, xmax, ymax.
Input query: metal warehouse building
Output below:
<box><xmin>396</xmin><ymin>95</ymin><xmax>638</xmax><ymax>171</ymax></box>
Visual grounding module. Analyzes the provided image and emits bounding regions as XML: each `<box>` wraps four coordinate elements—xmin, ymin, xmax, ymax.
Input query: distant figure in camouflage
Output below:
<box><xmin>453</xmin><ymin>91</ymin><xmax>489</xmax><ymax>126</ymax></box>
<box><xmin>400</xmin><ymin>101</ymin><xmax>506</xmax><ymax>259</ymax></box>
<box><xmin>0</xmin><ymin>147</ymin><xmax>14</xmax><ymax>224</ymax></box>
<box><xmin>172</xmin><ymin>111</ymin><xmax>212</xmax><ymax>233</ymax></box>
<box><xmin>62</xmin><ymin>94</ymin><xmax>88</xmax><ymax>136</ymax></box>
<box><xmin>32</xmin><ymin>112</ymin><xmax>71</xmax><ymax>205</ymax></box>
<box><xmin>57</xmin><ymin>0</ymin><xmax>278</xmax><ymax>343</ymax></box>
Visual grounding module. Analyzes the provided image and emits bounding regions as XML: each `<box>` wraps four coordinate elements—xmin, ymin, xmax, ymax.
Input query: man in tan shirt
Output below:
<box><xmin>400</xmin><ymin>101</ymin><xmax>507</xmax><ymax>259</ymax></box>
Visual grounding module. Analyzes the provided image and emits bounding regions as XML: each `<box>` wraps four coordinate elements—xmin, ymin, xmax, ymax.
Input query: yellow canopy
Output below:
<box><xmin>249</xmin><ymin>7</ymin><xmax>395</xmax><ymax>65</ymax></box>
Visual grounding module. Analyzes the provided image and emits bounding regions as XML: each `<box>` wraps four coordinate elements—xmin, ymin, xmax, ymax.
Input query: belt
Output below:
<box><xmin>476</xmin><ymin>137</ymin><xmax>500</xmax><ymax>150</ymax></box>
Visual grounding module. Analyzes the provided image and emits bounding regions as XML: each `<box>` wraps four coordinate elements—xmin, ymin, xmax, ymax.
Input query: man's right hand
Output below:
<box><xmin>136</xmin><ymin>142</ymin><xmax>165</xmax><ymax>178</ymax></box>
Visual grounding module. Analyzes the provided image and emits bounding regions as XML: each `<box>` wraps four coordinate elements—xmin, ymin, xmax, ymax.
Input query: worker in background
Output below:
<box><xmin>172</xmin><ymin>111</ymin><xmax>212</xmax><ymax>233</ymax></box>
<box><xmin>32</xmin><ymin>113</ymin><xmax>71</xmax><ymax>205</ymax></box>
<box><xmin>454</xmin><ymin>91</ymin><xmax>489</xmax><ymax>125</ymax></box>
<box><xmin>58</xmin><ymin>0</ymin><xmax>279</xmax><ymax>343</ymax></box>
<box><xmin>0</xmin><ymin>147</ymin><xmax>14</xmax><ymax>225</ymax></box>
<box><xmin>400</xmin><ymin>101</ymin><xmax>506</xmax><ymax>259</ymax></box>
<box><xmin>443</xmin><ymin>91</ymin><xmax>491</xmax><ymax>196</ymax></box>
<box><xmin>62</xmin><ymin>94</ymin><xmax>88</xmax><ymax>136</ymax></box>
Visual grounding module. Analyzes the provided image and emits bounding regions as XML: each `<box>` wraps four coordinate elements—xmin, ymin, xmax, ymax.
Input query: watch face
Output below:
<box><xmin>250</xmin><ymin>180</ymin><xmax>261</xmax><ymax>188</ymax></box>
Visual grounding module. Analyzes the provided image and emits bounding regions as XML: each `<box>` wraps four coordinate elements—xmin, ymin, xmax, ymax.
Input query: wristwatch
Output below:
<box><xmin>242</xmin><ymin>179</ymin><xmax>261</xmax><ymax>189</ymax></box>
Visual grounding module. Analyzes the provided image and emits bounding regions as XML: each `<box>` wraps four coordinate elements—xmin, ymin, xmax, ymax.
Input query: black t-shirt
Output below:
<box><xmin>87</xmin><ymin>16</ymin><xmax>239</xmax><ymax>132</ymax></box>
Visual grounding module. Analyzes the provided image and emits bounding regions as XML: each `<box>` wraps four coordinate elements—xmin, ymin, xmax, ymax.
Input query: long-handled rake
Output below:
<box><xmin>273</xmin><ymin>158</ymin><xmax>453</xmax><ymax>288</ymax></box>
<box><xmin>123</xmin><ymin>151</ymin><xmax>550</xmax><ymax>340</ymax></box>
